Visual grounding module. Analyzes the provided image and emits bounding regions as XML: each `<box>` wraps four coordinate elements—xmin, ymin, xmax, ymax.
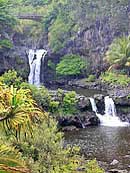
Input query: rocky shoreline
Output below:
<box><xmin>49</xmin><ymin>79</ymin><xmax>130</xmax><ymax>130</ymax></box>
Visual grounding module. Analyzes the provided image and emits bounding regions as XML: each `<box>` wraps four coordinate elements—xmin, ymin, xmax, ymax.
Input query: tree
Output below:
<box><xmin>0</xmin><ymin>0</ymin><xmax>16</xmax><ymax>49</ymax></box>
<box><xmin>105</xmin><ymin>36</ymin><xmax>130</xmax><ymax>74</ymax></box>
<box><xmin>0</xmin><ymin>0</ymin><xmax>14</xmax><ymax>27</ymax></box>
<box><xmin>56</xmin><ymin>54</ymin><xmax>87</xmax><ymax>77</ymax></box>
<box><xmin>0</xmin><ymin>84</ymin><xmax>44</xmax><ymax>140</ymax></box>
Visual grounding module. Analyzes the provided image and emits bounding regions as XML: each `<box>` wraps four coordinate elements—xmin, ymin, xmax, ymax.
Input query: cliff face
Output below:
<box><xmin>43</xmin><ymin>17</ymin><xmax>130</xmax><ymax>84</ymax></box>
<box><xmin>0</xmin><ymin>1</ymin><xmax>130</xmax><ymax>83</ymax></box>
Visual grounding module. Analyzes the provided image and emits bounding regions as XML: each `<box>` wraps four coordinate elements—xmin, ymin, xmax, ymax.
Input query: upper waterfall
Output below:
<box><xmin>28</xmin><ymin>49</ymin><xmax>47</xmax><ymax>86</ymax></box>
<box><xmin>89</xmin><ymin>96</ymin><xmax>129</xmax><ymax>127</ymax></box>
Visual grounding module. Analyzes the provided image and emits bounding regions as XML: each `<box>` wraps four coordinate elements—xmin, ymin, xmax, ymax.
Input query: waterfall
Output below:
<box><xmin>89</xmin><ymin>98</ymin><xmax>98</xmax><ymax>113</ymax></box>
<box><xmin>28</xmin><ymin>49</ymin><xmax>47</xmax><ymax>86</ymax></box>
<box><xmin>89</xmin><ymin>96</ymin><xmax>129</xmax><ymax>127</ymax></box>
<box><xmin>104</xmin><ymin>96</ymin><xmax>117</xmax><ymax>117</ymax></box>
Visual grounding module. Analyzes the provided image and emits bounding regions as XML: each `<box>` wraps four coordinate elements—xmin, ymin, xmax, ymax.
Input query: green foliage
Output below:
<box><xmin>101</xmin><ymin>72</ymin><xmax>130</xmax><ymax>86</ymax></box>
<box><xmin>49</xmin><ymin>15</ymin><xmax>74</xmax><ymax>52</ymax></box>
<box><xmin>86</xmin><ymin>75</ymin><xmax>96</xmax><ymax>82</ymax></box>
<box><xmin>49</xmin><ymin>90</ymin><xmax>78</xmax><ymax>116</ymax></box>
<box><xmin>0</xmin><ymin>0</ymin><xmax>16</xmax><ymax>26</ymax></box>
<box><xmin>49</xmin><ymin>101</ymin><xmax>59</xmax><ymax>114</ymax></box>
<box><xmin>105</xmin><ymin>36</ymin><xmax>130</xmax><ymax>72</ymax></box>
<box><xmin>22</xmin><ymin>0</ymin><xmax>50</xmax><ymax>6</ymax></box>
<box><xmin>56</xmin><ymin>54</ymin><xmax>87</xmax><ymax>76</ymax></box>
<box><xmin>0</xmin><ymin>140</ymin><xmax>29</xmax><ymax>173</ymax></box>
<box><xmin>86</xmin><ymin>159</ymin><xmax>104</xmax><ymax>173</ymax></box>
<box><xmin>0</xmin><ymin>77</ymin><xmax>103</xmax><ymax>173</ymax></box>
<box><xmin>62</xmin><ymin>91</ymin><xmax>78</xmax><ymax>115</ymax></box>
<box><xmin>0</xmin><ymin>39</ymin><xmax>13</xmax><ymax>49</ymax></box>
<box><xmin>0</xmin><ymin>84</ymin><xmax>44</xmax><ymax>140</ymax></box>
<box><xmin>0</xmin><ymin>70</ymin><xmax>23</xmax><ymax>88</ymax></box>
<box><xmin>47</xmin><ymin>59</ymin><xmax>56</xmax><ymax>70</ymax></box>
<box><xmin>1</xmin><ymin>0</ymin><xmax>128</xmax><ymax>54</ymax></box>
<box><xmin>20</xmin><ymin>82</ymin><xmax>51</xmax><ymax>110</ymax></box>
<box><xmin>15</xmin><ymin>118</ymin><xmax>86</xmax><ymax>173</ymax></box>
<box><xmin>3</xmin><ymin>0</ymin><xmax>129</xmax><ymax>53</ymax></box>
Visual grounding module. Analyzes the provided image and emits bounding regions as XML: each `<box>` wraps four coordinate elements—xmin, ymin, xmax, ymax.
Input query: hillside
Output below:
<box><xmin>0</xmin><ymin>0</ymin><xmax>130</xmax><ymax>82</ymax></box>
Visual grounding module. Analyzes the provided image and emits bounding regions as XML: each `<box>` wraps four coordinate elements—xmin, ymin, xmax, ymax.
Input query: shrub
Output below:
<box><xmin>0</xmin><ymin>39</ymin><xmax>13</xmax><ymax>49</ymax></box>
<box><xmin>0</xmin><ymin>84</ymin><xmax>44</xmax><ymax>140</ymax></box>
<box><xmin>20</xmin><ymin>82</ymin><xmax>51</xmax><ymax>110</ymax></box>
<box><xmin>62</xmin><ymin>91</ymin><xmax>78</xmax><ymax>115</ymax></box>
<box><xmin>0</xmin><ymin>140</ymin><xmax>29</xmax><ymax>173</ymax></box>
<box><xmin>14</xmin><ymin>118</ymin><xmax>86</xmax><ymax>173</ymax></box>
<box><xmin>49</xmin><ymin>90</ymin><xmax>78</xmax><ymax>116</ymax></box>
<box><xmin>56</xmin><ymin>54</ymin><xmax>87</xmax><ymax>77</ymax></box>
<box><xmin>86</xmin><ymin>159</ymin><xmax>104</xmax><ymax>173</ymax></box>
<box><xmin>104</xmin><ymin>36</ymin><xmax>130</xmax><ymax>74</ymax></box>
<box><xmin>0</xmin><ymin>70</ymin><xmax>23</xmax><ymax>87</ymax></box>
<box><xmin>101</xmin><ymin>72</ymin><xmax>130</xmax><ymax>86</ymax></box>
<box><xmin>49</xmin><ymin>101</ymin><xmax>60</xmax><ymax>113</ymax></box>
<box><xmin>86</xmin><ymin>75</ymin><xmax>96</xmax><ymax>82</ymax></box>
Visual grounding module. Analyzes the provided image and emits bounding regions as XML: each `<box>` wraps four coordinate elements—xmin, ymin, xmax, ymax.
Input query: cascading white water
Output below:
<box><xmin>105</xmin><ymin>96</ymin><xmax>117</xmax><ymax>117</ymax></box>
<box><xmin>89</xmin><ymin>96</ymin><xmax>129</xmax><ymax>127</ymax></box>
<box><xmin>28</xmin><ymin>49</ymin><xmax>47</xmax><ymax>86</ymax></box>
<box><xmin>89</xmin><ymin>98</ymin><xmax>98</xmax><ymax>113</ymax></box>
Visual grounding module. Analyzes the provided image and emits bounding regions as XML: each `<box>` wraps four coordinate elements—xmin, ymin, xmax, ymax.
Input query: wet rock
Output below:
<box><xmin>94</xmin><ymin>94</ymin><xmax>105</xmax><ymax>114</ymax></box>
<box><xmin>110</xmin><ymin>159</ymin><xmax>119</xmax><ymax>165</ymax></box>
<box><xmin>94</xmin><ymin>94</ymin><xmax>104</xmax><ymax>101</ymax></box>
<box><xmin>58</xmin><ymin>116</ymin><xmax>84</xmax><ymax>128</ymax></box>
<box><xmin>89</xmin><ymin>116</ymin><xmax>100</xmax><ymax>126</ymax></box>
<box><xmin>114</xmin><ymin>97</ymin><xmax>130</xmax><ymax>106</ymax></box>
<box><xmin>61</xmin><ymin>126</ymin><xmax>79</xmax><ymax>132</ymax></box>
<box><xmin>108</xmin><ymin>169</ymin><xmax>128</xmax><ymax>173</ymax></box>
<box><xmin>78</xmin><ymin>96</ymin><xmax>91</xmax><ymax>110</ymax></box>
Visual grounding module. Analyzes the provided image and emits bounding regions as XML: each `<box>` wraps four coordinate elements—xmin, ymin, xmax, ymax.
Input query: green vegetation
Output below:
<box><xmin>62</xmin><ymin>91</ymin><xmax>78</xmax><ymax>115</ymax></box>
<box><xmin>0</xmin><ymin>84</ymin><xmax>43</xmax><ymax>140</ymax></box>
<box><xmin>17</xmin><ymin>119</ymin><xmax>85</xmax><ymax>173</ymax></box>
<box><xmin>49</xmin><ymin>90</ymin><xmax>78</xmax><ymax>116</ymax></box>
<box><xmin>47</xmin><ymin>60</ymin><xmax>56</xmax><ymax>70</ymax></box>
<box><xmin>105</xmin><ymin>36</ymin><xmax>130</xmax><ymax>74</ymax></box>
<box><xmin>0</xmin><ymin>0</ymin><xmax>16</xmax><ymax>28</ymax></box>
<box><xmin>1</xmin><ymin>0</ymin><xmax>128</xmax><ymax>53</ymax></box>
<box><xmin>0</xmin><ymin>39</ymin><xmax>13</xmax><ymax>49</ymax></box>
<box><xmin>0</xmin><ymin>70</ymin><xmax>22</xmax><ymax>87</ymax></box>
<box><xmin>86</xmin><ymin>75</ymin><xmax>96</xmax><ymax>82</ymax></box>
<box><xmin>0</xmin><ymin>71</ymin><xmax>104</xmax><ymax>173</ymax></box>
<box><xmin>86</xmin><ymin>159</ymin><xmax>104</xmax><ymax>173</ymax></box>
<box><xmin>56</xmin><ymin>54</ymin><xmax>87</xmax><ymax>77</ymax></box>
<box><xmin>0</xmin><ymin>140</ymin><xmax>29</xmax><ymax>173</ymax></box>
<box><xmin>0</xmin><ymin>0</ymin><xmax>16</xmax><ymax>50</ymax></box>
<box><xmin>101</xmin><ymin>72</ymin><xmax>130</xmax><ymax>86</ymax></box>
<box><xmin>2</xmin><ymin>0</ymin><xmax>130</xmax><ymax>171</ymax></box>
<box><xmin>21</xmin><ymin>82</ymin><xmax>51</xmax><ymax>110</ymax></box>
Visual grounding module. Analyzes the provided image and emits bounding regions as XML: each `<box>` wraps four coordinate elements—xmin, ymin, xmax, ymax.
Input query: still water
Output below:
<box><xmin>70</xmin><ymin>87</ymin><xmax>106</xmax><ymax>97</ymax></box>
<box><xmin>49</xmin><ymin>85</ymin><xmax>106</xmax><ymax>97</ymax></box>
<box><xmin>65</xmin><ymin>126</ymin><xmax>130</xmax><ymax>171</ymax></box>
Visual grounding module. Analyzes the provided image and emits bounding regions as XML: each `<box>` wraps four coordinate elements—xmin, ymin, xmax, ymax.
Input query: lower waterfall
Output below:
<box><xmin>89</xmin><ymin>96</ymin><xmax>129</xmax><ymax>127</ymax></box>
<box><xmin>28</xmin><ymin>49</ymin><xmax>47</xmax><ymax>86</ymax></box>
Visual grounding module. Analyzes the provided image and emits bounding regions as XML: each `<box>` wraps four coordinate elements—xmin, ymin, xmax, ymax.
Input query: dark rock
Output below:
<box><xmin>89</xmin><ymin>116</ymin><xmax>100</xmax><ymax>126</ymax></box>
<box><xmin>61</xmin><ymin>126</ymin><xmax>79</xmax><ymax>132</ymax></box>
<box><xmin>108</xmin><ymin>169</ymin><xmax>128</xmax><ymax>173</ymax></box>
<box><xmin>58</xmin><ymin>116</ymin><xmax>84</xmax><ymax>128</ymax></box>
<box><xmin>77</xmin><ymin>96</ymin><xmax>90</xmax><ymax>110</ymax></box>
